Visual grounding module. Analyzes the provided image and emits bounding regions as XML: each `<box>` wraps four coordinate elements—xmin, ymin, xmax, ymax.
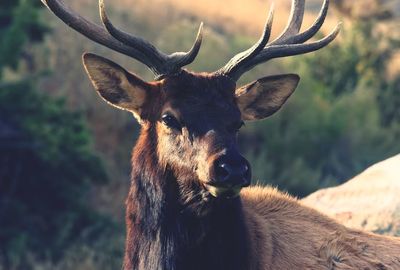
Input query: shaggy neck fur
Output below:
<box><xmin>123</xmin><ymin>125</ymin><xmax>251</xmax><ymax>270</ymax></box>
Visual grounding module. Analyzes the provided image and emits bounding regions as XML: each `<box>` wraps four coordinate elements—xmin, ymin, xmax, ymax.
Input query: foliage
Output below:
<box><xmin>299</xmin><ymin>22</ymin><xmax>400</xmax><ymax>126</ymax></box>
<box><xmin>0</xmin><ymin>1</ymin><xmax>112</xmax><ymax>268</ymax></box>
<box><xmin>241</xmin><ymin>22</ymin><xmax>400</xmax><ymax>197</ymax></box>
<box><xmin>0</xmin><ymin>0</ymin><xmax>48</xmax><ymax>74</ymax></box>
<box><xmin>0</xmin><ymin>82</ymin><xmax>111</xmax><ymax>266</ymax></box>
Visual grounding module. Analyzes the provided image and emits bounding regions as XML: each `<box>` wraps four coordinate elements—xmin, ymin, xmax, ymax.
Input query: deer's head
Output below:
<box><xmin>42</xmin><ymin>0</ymin><xmax>340</xmax><ymax>200</ymax></box>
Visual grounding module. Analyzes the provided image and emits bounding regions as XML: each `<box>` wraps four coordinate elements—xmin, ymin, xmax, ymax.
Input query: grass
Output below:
<box><xmin>73</xmin><ymin>0</ymin><xmax>339</xmax><ymax>38</ymax></box>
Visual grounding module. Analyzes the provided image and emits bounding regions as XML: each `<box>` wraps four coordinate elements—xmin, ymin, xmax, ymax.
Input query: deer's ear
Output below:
<box><xmin>235</xmin><ymin>74</ymin><xmax>300</xmax><ymax>121</ymax></box>
<box><xmin>82</xmin><ymin>53</ymin><xmax>151</xmax><ymax>120</ymax></box>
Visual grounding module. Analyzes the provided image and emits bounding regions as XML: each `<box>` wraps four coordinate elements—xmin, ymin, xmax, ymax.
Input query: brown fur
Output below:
<box><xmin>241</xmin><ymin>186</ymin><xmax>400</xmax><ymax>269</ymax></box>
<box><xmin>82</xmin><ymin>56</ymin><xmax>400</xmax><ymax>269</ymax></box>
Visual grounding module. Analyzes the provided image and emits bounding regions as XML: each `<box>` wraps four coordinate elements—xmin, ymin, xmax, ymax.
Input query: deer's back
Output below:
<box><xmin>241</xmin><ymin>186</ymin><xmax>400</xmax><ymax>270</ymax></box>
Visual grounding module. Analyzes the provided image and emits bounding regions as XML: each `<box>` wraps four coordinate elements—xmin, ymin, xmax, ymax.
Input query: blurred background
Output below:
<box><xmin>0</xmin><ymin>0</ymin><xmax>399</xmax><ymax>269</ymax></box>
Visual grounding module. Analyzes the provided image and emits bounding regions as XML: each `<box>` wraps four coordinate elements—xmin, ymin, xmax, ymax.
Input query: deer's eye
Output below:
<box><xmin>161</xmin><ymin>114</ymin><xmax>182</xmax><ymax>131</ymax></box>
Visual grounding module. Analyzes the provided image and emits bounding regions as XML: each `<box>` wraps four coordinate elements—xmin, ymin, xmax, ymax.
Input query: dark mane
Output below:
<box><xmin>124</xmin><ymin>124</ymin><xmax>251</xmax><ymax>270</ymax></box>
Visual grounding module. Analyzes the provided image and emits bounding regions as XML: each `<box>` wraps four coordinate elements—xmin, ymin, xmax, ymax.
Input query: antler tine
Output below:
<box><xmin>273</xmin><ymin>0</ymin><xmax>329</xmax><ymax>45</ymax></box>
<box><xmin>240</xmin><ymin>23</ymin><xmax>341</xmax><ymax>74</ymax></box>
<box><xmin>219</xmin><ymin>3</ymin><xmax>275</xmax><ymax>76</ymax></box>
<box><xmin>272</xmin><ymin>0</ymin><xmax>305</xmax><ymax>44</ymax></box>
<box><xmin>41</xmin><ymin>0</ymin><xmax>157</xmax><ymax>72</ymax></box>
<box><xmin>42</xmin><ymin>0</ymin><xmax>204</xmax><ymax>78</ymax></box>
<box><xmin>99</xmin><ymin>0</ymin><xmax>166</xmax><ymax>69</ymax></box>
<box><xmin>169</xmin><ymin>22</ymin><xmax>204</xmax><ymax>70</ymax></box>
<box><xmin>217</xmin><ymin>0</ymin><xmax>340</xmax><ymax>81</ymax></box>
<box><xmin>99</xmin><ymin>0</ymin><xmax>203</xmax><ymax>76</ymax></box>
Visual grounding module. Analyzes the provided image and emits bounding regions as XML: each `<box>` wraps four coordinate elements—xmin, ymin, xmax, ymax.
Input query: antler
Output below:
<box><xmin>217</xmin><ymin>0</ymin><xmax>341</xmax><ymax>81</ymax></box>
<box><xmin>41</xmin><ymin>0</ymin><xmax>203</xmax><ymax>79</ymax></box>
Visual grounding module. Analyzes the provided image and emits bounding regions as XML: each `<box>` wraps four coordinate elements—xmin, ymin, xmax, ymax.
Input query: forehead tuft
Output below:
<box><xmin>163</xmin><ymin>71</ymin><xmax>235</xmax><ymax>95</ymax></box>
<box><xmin>159</xmin><ymin>71</ymin><xmax>241</xmax><ymax>127</ymax></box>
<box><xmin>161</xmin><ymin>71</ymin><xmax>236</xmax><ymax>106</ymax></box>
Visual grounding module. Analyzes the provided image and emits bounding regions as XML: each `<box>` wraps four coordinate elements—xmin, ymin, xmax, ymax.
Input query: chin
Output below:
<box><xmin>178</xmin><ymin>180</ymin><xmax>243</xmax><ymax>217</ymax></box>
<box><xmin>204</xmin><ymin>184</ymin><xmax>242</xmax><ymax>199</ymax></box>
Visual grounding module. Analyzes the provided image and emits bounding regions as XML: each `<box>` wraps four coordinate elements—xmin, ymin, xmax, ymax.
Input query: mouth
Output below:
<box><xmin>204</xmin><ymin>184</ymin><xmax>242</xmax><ymax>199</ymax></box>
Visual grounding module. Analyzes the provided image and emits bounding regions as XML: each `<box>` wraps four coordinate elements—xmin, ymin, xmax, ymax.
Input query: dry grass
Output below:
<box><xmin>388</xmin><ymin>52</ymin><xmax>400</xmax><ymax>79</ymax></box>
<box><xmin>109</xmin><ymin>0</ymin><xmax>339</xmax><ymax>38</ymax></box>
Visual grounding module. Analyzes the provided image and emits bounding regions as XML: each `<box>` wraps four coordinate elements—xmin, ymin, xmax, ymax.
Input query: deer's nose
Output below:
<box><xmin>210</xmin><ymin>153</ymin><xmax>251</xmax><ymax>189</ymax></box>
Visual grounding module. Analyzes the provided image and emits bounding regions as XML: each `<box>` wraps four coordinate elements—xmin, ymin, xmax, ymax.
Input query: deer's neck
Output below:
<box><xmin>123</xmin><ymin>127</ymin><xmax>251</xmax><ymax>270</ymax></box>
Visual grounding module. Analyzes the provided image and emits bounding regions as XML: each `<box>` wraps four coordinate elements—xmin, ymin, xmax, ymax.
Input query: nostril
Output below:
<box><xmin>216</xmin><ymin>163</ymin><xmax>230</xmax><ymax>180</ymax></box>
<box><xmin>235</xmin><ymin>163</ymin><xmax>249</xmax><ymax>176</ymax></box>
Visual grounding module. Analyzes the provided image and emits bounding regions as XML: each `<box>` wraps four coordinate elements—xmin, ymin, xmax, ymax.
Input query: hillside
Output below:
<box><xmin>39</xmin><ymin>0</ymin><xmax>400</xmax><ymax>219</ymax></box>
<box><xmin>109</xmin><ymin>0</ymin><xmax>339</xmax><ymax>37</ymax></box>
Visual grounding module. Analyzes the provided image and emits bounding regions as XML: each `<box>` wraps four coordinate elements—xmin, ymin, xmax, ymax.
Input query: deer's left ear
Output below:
<box><xmin>235</xmin><ymin>74</ymin><xmax>300</xmax><ymax>121</ymax></box>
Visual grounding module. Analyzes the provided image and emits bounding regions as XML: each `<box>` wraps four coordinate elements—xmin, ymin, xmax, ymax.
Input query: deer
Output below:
<box><xmin>42</xmin><ymin>0</ymin><xmax>400</xmax><ymax>269</ymax></box>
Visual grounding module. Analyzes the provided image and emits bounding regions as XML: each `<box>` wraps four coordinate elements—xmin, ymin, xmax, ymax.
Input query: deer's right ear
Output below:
<box><xmin>82</xmin><ymin>53</ymin><xmax>151</xmax><ymax>120</ymax></box>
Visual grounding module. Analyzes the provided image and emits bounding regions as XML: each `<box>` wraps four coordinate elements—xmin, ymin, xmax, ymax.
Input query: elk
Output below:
<box><xmin>42</xmin><ymin>0</ymin><xmax>400</xmax><ymax>269</ymax></box>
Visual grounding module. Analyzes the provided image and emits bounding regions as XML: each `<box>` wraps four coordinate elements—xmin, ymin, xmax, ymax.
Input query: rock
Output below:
<box><xmin>302</xmin><ymin>154</ymin><xmax>400</xmax><ymax>237</ymax></box>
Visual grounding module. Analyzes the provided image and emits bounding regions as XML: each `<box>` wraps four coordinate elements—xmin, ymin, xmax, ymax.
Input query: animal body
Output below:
<box><xmin>42</xmin><ymin>0</ymin><xmax>400</xmax><ymax>269</ymax></box>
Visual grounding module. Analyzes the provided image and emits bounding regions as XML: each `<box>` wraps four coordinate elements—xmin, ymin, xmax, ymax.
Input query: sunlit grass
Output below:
<box><xmin>83</xmin><ymin>0</ymin><xmax>339</xmax><ymax>37</ymax></box>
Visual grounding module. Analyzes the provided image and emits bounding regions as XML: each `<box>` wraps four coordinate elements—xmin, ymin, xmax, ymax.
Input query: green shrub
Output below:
<box><xmin>0</xmin><ymin>1</ymin><xmax>113</xmax><ymax>268</ymax></box>
<box><xmin>240</xmin><ymin>22</ymin><xmax>400</xmax><ymax>197</ymax></box>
